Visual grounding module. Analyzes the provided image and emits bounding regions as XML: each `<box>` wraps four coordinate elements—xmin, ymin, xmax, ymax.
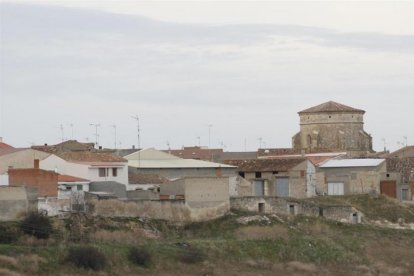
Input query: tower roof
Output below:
<box><xmin>298</xmin><ymin>101</ymin><xmax>365</xmax><ymax>114</ymax></box>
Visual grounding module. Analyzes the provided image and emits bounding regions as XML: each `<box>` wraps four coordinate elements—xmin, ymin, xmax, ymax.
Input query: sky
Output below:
<box><xmin>0</xmin><ymin>0</ymin><xmax>413</xmax><ymax>152</ymax></box>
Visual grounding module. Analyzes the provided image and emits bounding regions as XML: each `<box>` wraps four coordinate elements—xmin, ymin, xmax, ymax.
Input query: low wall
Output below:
<box><xmin>230</xmin><ymin>197</ymin><xmax>362</xmax><ymax>224</ymax></box>
<box><xmin>87</xmin><ymin>199</ymin><xmax>229</xmax><ymax>222</ymax></box>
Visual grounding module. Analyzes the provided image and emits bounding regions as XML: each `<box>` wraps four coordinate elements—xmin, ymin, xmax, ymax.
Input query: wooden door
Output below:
<box><xmin>380</xmin><ymin>181</ymin><xmax>397</xmax><ymax>198</ymax></box>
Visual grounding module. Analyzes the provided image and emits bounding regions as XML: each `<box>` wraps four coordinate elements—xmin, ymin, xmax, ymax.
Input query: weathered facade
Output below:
<box><xmin>292</xmin><ymin>101</ymin><xmax>373</xmax><ymax>156</ymax></box>
<box><xmin>230</xmin><ymin>197</ymin><xmax>362</xmax><ymax>224</ymax></box>
<box><xmin>317</xmin><ymin>159</ymin><xmax>386</xmax><ymax>196</ymax></box>
<box><xmin>224</xmin><ymin>158</ymin><xmax>316</xmax><ymax>198</ymax></box>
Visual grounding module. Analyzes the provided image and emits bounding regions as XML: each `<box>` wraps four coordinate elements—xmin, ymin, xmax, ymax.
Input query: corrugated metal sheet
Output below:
<box><xmin>320</xmin><ymin>159</ymin><xmax>385</xmax><ymax>168</ymax></box>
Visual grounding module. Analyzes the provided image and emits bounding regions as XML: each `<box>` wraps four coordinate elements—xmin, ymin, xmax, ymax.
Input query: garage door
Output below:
<box><xmin>276</xmin><ymin>178</ymin><xmax>289</xmax><ymax>197</ymax></box>
<box><xmin>328</xmin><ymin>182</ymin><xmax>344</xmax><ymax>195</ymax></box>
<box><xmin>380</xmin><ymin>181</ymin><xmax>396</xmax><ymax>198</ymax></box>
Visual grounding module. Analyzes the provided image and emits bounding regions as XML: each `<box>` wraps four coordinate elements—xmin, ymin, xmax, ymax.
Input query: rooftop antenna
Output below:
<box><xmin>59</xmin><ymin>124</ymin><xmax>65</xmax><ymax>142</ymax></box>
<box><xmin>68</xmin><ymin>123</ymin><xmax>74</xmax><ymax>140</ymax></box>
<box><xmin>89</xmin><ymin>123</ymin><xmax>100</xmax><ymax>148</ymax></box>
<box><xmin>381</xmin><ymin>138</ymin><xmax>387</xmax><ymax>152</ymax></box>
<box><xmin>208</xmin><ymin>124</ymin><xmax>213</xmax><ymax>148</ymax></box>
<box><xmin>258</xmin><ymin>137</ymin><xmax>263</xmax><ymax>149</ymax></box>
<box><xmin>111</xmin><ymin>124</ymin><xmax>117</xmax><ymax>149</ymax></box>
<box><xmin>131</xmin><ymin>115</ymin><xmax>141</xmax><ymax>168</ymax></box>
<box><xmin>403</xmin><ymin>136</ymin><xmax>408</xmax><ymax>147</ymax></box>
<box><xmin>196</xmin><ymin>136</ymin><xmax>201</xmax><ymax>147</ymax></box>
<box><xmin>244</xmin><ymin>138</ymin><xmax>247</xmax><ymax>152</ymax></box>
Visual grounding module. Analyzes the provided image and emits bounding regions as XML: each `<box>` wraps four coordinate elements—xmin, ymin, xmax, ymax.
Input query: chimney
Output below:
<box><xmin>34</xmin><ymin>159</ymin><xmax>40</xmax><ymax>169</ymax></box>
<box><xmin>0</xmin><ymin>137</ymin><xmax>3</xmax><ymax>143</ymax></box>
<box><xmin>132</xmin><ymin>145</ymin><xmax>135</xmax><ymax>149</ymax></box>
<box><xmin>99</xmin><ymin>146</ymin><xmax>102</xmax><ymax>150</ymax></box>
<box><xmin>44</xmin><ymin>143</ymin><xmax>48</xmax><ymax>146</ymax></box>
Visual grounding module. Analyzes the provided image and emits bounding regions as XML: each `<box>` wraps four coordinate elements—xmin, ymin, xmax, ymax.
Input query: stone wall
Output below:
<box><xmin>87</xmin><ymin>199</ymin><xmax>229</xmax><ymax>222</ymax></box>
<box><xmin>230</xmin><ymin>197</ymin><xmax>362</xmax><ymax>224</ymax></box>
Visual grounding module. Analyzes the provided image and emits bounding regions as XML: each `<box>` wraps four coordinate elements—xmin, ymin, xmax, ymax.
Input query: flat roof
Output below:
<box><xmin>320</xmin><ymin>159</ymin><xmax>385</xmax><ymax>168</ymax></box>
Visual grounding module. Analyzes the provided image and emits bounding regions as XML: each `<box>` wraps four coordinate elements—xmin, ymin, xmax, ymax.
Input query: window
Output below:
<box><xmin>112</xmin><ymin>168</ymin><xmax>118</xmax><ymax>177</ymax></box>
<box><xmin>238</xmin><ymin>172</ymin><xmax>245</xmax><ymax>178</ymax></box>
<box><xmin>77</xmin><ymin>185</ymin><xmax>83</xmax><ymax>191</ymax></box>
<box><xmin>255</xmin><ymin>172</ymin><xmax>262</xmax><ymax>178</ymax></box>
<box><xmin>99</xmin><ymin>168</ymin><xmax>107</xmax><ymax>177</ymax></box>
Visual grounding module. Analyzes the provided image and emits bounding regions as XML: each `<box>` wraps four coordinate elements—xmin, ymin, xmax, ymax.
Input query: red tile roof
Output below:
<box><xmin>299</xmin><ymin>101</ymin><xmax>365</xmax><ymax>114</ymax></box>
<box><xmin>224</xmin><ymin>158</ymin><xmax>307</xmax><ymax>172</ymax></box>
<box><xmin>165</xmin><ymin>146</ymin><xmax>223</xmax><ymax>161</ymax></box>
<box><xmin>57</xmin><ymin>151</ymin><xmax>126</xmax><ymax>163</ymax></box>
<box><xmin>58</xmin><ymin>174</ymin><xmax>90</xmax><ymax>182</ymax></box>
<box><xmin>0</xmin><ymin>141</ymin><xmax>14</xmax><ymax>150</ymax></box>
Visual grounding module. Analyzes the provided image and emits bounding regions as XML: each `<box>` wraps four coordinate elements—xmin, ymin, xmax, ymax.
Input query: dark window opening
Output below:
<box><xmin>238</xmin><ymin>172</ymin><xmax>245</xmax><ymax>178</ymax></box>
<box><xmin>273</xmin><ymin>171</ymin><xmax>279</xmax><ymax>175</ymax></box>
<box><xmin>319</xmin><ymin>208</ymin><xmax>324</xmax><ymax>217</ymax></box>
<box><xmin>255</xmin><ymin>172</ymin><xmax>262</xmax><ymax>178</ymax></box>
<box><xmin>386</xmin><ymin>173</ymin><xmax>390</xmax><ymax>178</ymax></box>
<box><xmin>258</xmin><ymin>203</ymin><xmax>265</xmax><ymax>213</ymax></box>
<box><xmin>99</xmin><ymin>168</ymin><xmax>107</xmax><ymax>177</ymax></box>
<box><xmin>112</xmin><ymin>168</ymin><xmax>118</xmax><ymax>177</ymax></box>
<box><xmin>329</xmin><ymin>115</ymin><xmax>331</xmax><ymax>118</ymax></box>
<box><xmin>289</xmin><ymin>205</ymin><xmax>295</xmax><ymax>215</ymax></box>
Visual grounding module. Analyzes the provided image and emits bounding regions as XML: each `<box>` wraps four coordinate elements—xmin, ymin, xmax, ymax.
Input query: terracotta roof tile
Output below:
<box><xmin>224</xmin><ymin>158</ymin><xmax>306</xmax><ymax>172</ymax></box>
<box><xmin>58</xmin><ymin>174</ymin><xmax>90</xmax><ymax>182</ymax></box>
<box><xmin>299</xmin><ymin>101</ymin><xmax>365</xmax><ymax>114</ymax></box>
<box><xmin>0</xmin><ymin>142</ymin><xmax>14</xmax><ymax>150</ymax></box>
<box><xmin>57</xmin><ymin>151</ymin><xmax>126</xmax><ymax>163</ymax></box>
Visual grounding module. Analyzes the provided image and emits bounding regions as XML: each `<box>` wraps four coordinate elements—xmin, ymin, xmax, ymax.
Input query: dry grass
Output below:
<box><xmin>92</xmin><ymin>229</ymin><xmax>148</xmax><ymax>244</ymax></box>
<box><xmin>0</xmin><ymin>255</ymin><xmax>18</xmax><ymax>268</ymax></box>
<box><xmin>235</xmin><ymin>225</ymin><xmax>289</xmax><ymax>240</ymax></box>
<box><xmin>0</xmin><ymin>268</ymin><xmax>21</xmax><ymax>276</ymax></box>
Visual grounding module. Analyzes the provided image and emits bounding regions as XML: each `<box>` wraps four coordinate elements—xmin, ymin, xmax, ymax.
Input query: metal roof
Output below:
<box><xmin>126</xmin><ymin>148</ymin><xmax>236</xmax><ymax>169</ymax></box>
<box><xmin>319</xmin><ymin>159</ymin><xmax>385</xmax><ymax>168</ymax></box>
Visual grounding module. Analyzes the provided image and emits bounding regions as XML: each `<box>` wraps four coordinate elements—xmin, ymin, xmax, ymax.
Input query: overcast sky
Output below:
<box><xmin>1</xmin><ymin>0</ymin><xmax>413</xmax><ymax>152</ymax></box>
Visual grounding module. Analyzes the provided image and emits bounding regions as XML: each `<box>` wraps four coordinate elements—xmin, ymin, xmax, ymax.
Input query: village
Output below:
<box><xmin>1</xmin><ymin>101</ymin><xmax>413</xmax><ymax>224</ymax></box>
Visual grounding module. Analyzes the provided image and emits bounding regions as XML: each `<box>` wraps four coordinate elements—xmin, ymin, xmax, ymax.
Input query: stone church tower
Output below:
<box><xmin>292</xmin><ymin>101</ymin><xmax>373</xmax><ymax>155</ymax></box>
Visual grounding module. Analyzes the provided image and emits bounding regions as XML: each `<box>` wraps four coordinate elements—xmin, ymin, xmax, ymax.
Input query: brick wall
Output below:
<box><xmin>9</xmin><ymin>168</ymin><xmax>58</xmax><ymax>197</ymax></box>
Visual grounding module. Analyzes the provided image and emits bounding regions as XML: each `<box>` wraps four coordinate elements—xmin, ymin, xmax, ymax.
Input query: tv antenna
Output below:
<box><xmin>89</xmin><ymin>123</ymin><xmax>100</xmax><ymax>147</ymax></box>
<box><xmin>111</xmin><ymin>124</ymin><xmax>117</xmax><ymax>149</ymax></box>
<box><xmin>131</xmin><ymin>115</ymin><xmax>140</xmax><ymax>150</ymax></box>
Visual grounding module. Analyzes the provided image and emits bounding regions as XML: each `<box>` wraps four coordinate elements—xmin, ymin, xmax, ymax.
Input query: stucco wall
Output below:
<box><xmin>0</xmin><ymin>149</ymin><xmax>50</xmax><ymax>174</ymax></box>
<box><xmin>0</xmin><ymin>186</ymin><xmax>38</xmax><ymax>221</ymax></box>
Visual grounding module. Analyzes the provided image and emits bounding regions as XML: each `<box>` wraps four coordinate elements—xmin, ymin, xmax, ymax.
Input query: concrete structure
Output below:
<box><xmin>0</xmin><ymin>186</ymin><xmax>38</xmax><ymax>221</ymax></box>
<box><xmin>292</xmin><ymin>101</ymin><xmax>373</xmax><ymax>156</ymax></box>
<box><xmin>125</xmin><ymin>148</ymin><xmax>237</xmax><ymax>179</ymax></box>
<box><xmin>8</xmin><ymin>160</ymin><xmax>58</xmax><ymax>197</ymax></box>
<box><xmin>224</xmin><ymin>158</ymin><xmax>316</xmax><ymax>198</ymax></box>
<box><xmin>89</xmin><ymin>181</ymin><xmax>127</xmax><ymax>199</ymax></box>
<box><xmin>88</xmin><ymin>177</ymin><xmax>230</xmax><ymax>222</ymax></box>
<box><xmin>317</xmin><ymin>159</ymin><xmax>386</xmax><ymax>196</ymax></box>
<box><xmin>159</xmin><ymin>177</ymin><xmax>229</xmax><ymax>209</ymax></box>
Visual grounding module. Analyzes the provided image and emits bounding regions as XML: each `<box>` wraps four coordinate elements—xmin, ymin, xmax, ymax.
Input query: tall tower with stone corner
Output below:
<box><xmin>292</xmin><ymin>101</ymin><xmax>373</xmax><ymax>156</ymax></box>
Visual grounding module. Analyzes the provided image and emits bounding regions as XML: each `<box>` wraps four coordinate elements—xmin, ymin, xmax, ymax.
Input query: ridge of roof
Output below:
<box><xmin>298</xmin><ymin>101</ymin><xmax>365</xmax><ymax>114</ymax></box>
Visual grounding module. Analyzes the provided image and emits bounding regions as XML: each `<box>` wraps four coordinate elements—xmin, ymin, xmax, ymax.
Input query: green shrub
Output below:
<box><xmin>180</xmin><ymin>246</ymin><xmax>205</xmax><ymax>264</ymax></box>
<box><xmin>66</xmin><ymin>246</ymin><xmax>107</xmax><ymax>271</ymax></box>
<box><xmin>0</xmin><ymin>225</ymin><xmax>17</xmax><ymax>244</ymax></box>
<box><xmin>20</xmin><ymin>212</ymin><xmax>52</xmax><ymax>239</ymax></box>
<box><xmin>128</xmin><ymin>247</ymin><xmax>152</xmax><ymax>267</ymax></box>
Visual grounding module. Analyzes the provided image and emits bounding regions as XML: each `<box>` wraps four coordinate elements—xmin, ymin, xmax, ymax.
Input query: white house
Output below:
<box><xmin>40</xmin><ymin>151</ymin><xmax>129</xmax><ymax>187</ymax></box>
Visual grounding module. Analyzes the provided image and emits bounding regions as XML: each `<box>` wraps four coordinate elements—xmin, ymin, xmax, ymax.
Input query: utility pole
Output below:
<box><xmin>89</xmin><ymin>123</ymin><xmax>100</xmax><ymax>148</ymax></box>
<box><xmin>111</xmin><ymin>124</ymin><xmax>117</xmax><ymax>149</ymax></box>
